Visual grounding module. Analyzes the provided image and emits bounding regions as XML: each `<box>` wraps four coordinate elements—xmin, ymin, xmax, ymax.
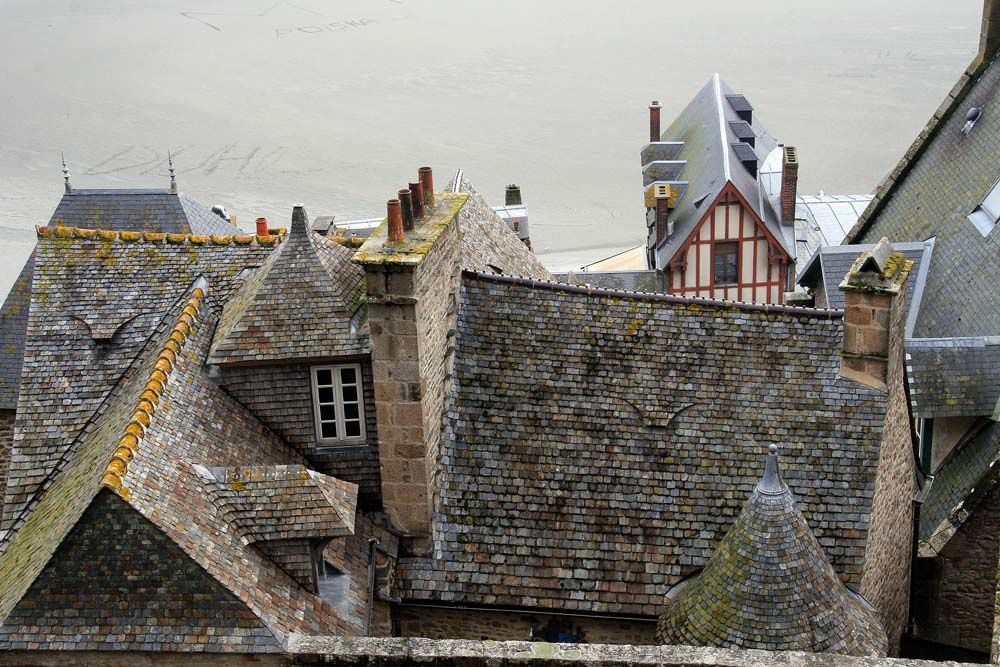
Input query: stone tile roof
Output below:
<box><xmin>906</xmin><ymin>337</ymin><xmax>1000</xmax><ymax>419</ymax></box>
<box><xmin>843</xmin><ymin>52</ymin><xmax>1000</xmax><ymax>338</ymax></box>
<box><xmin>2</xmin><ymin>227</ymin><xmax>277</xmax><ymax>530</ymax></box>
<box><xmin>797</xmin><ymin>241</ymin><xmax>930</xmax><ymax>316</ymax></box>
<box><xmin>209</xmin><ymin>206</ymin><xmax>368</xmax><ymax>365</ymax></box>
<box><xmin>919</xmin><ymin>420</ymin><xmax>1000</xmax><ymax>549</ymax></box>
<box><xmin>0</xmin><ymin>254</ymin><xmax>33</xmax><ymax>410</ymax></box>
<box><xmin>0</xmin><ymin>188</ymin><xmax>241</xmax><ymax>412</ymax></box>
<box><xmin>397</xmin><ymin>272</ymin><xmax>888</xmax><ymax>616</ymax></box>
<box><xmin>648</xmin><ymin>74</ymin><xmax>792</xmax><ymax>270</ymax></box>
<box><xmin>196</xmin><ymin>464</ymin><xmax>357</xmax><ymax>543</ymax></box>
<box><xmin>0</xmin><ymin>272</ymin><xmax>364</xmax><ymax>650</ymax></box>
<box><xmin>49</xmin><ymin>189</ymin><xmax>239</xmax><ymax>236</ymax></box>
<box><xmin>657</xmin><ymin>445</ymin><xmax>888</xmax><ymax>656</ymax></box>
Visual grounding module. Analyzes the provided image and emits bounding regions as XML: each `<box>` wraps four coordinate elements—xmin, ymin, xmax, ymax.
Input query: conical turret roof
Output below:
<box><xmin>208</xmin><ymin>205</ymin><xmax>367</xmax><ymax>365</ymax></box>
<box><xmin>657</xmin><ymin>445</ymin><xmax>888</xmax><ymax>656</ymax></box>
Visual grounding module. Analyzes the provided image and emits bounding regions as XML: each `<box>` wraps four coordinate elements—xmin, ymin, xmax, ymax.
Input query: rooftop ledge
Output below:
<box><xmin>353</xmin><ymin>192</ymin><xmax>468</xmax><ymax>266</ymax></box>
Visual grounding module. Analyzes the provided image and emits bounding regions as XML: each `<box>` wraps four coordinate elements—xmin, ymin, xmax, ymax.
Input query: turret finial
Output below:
<box><xmin>759</xmin><ymin>444</ymin><xmax>785</xmax><ymax>494</ymax></box>
<box><xmin>61</xmin><ymin>153</ymin><xmax>72</xmax><ymax>194</ymax></box>
<box><xmin>168</xmin><ymin>151</ymin><xmax>177</xmax><ymax>194</ymax></box>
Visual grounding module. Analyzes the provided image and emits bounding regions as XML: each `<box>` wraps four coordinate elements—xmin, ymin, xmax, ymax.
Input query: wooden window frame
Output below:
<box><xmin>713</xmin><ymin>241</ymin><xmax>739</xmax><ymax>286</ymax></box>
<box><xmin>311</xmin><ymin>363</ymin><xmax>366</xmax><ymax>446</ymax></box>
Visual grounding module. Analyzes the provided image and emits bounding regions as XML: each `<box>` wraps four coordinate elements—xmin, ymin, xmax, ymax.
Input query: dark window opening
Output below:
<box><xmin>713</xmin><ymin>242</ymin><xmax>739</xmax><ymax>285</ymax></box>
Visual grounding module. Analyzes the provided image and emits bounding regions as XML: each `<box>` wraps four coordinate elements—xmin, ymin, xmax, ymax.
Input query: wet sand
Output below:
<box><xmin>0</xmin><ymin>0</ymin><xmax>982</xmax><ymax>293</ymax></box>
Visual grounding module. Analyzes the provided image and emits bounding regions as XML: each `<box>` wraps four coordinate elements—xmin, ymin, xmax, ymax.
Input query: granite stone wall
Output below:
<box><xmin>0</xmin><ymin>409</ymin><xmax>13</xmax><ymax>509</ymax></box>
<box><xmin>859</xmin><ymin>279</ymin><xmax>918</xmax><ymax>655</ymax></box>
<box><xmin>398</xmin><ymin>606</ymin><xmax>657</xmax><ymax>645</ymax></box>
<box><xmin>218</xmin><ymin>362</ymin><xmax>381</xmax><ymax>505</ymax></box>
<box><xmin>913</xmin><ymin>482</ymin><xmax>1000</xmax><ymax>655</ymax></box>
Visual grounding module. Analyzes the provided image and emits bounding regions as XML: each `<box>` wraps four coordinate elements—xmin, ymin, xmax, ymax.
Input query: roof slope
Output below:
<box><xmin>906</xmin><ymin>337</ymin><xmax>1000</xmax><ymax>419</ymax></box>
<box><xmin>844</xmin><ymin>53</ymin><xmax>1000</xmax><ymax>338</ymax></box>
<box><xmin>397</xmin><ymin>273</ymin><xmax>888</xmax><ymax>616</ymax></box>
<box><xmin>0</xmin><ymin>188</ymin><xmax>240</xmax><ymax>412</ymax></box>
<box><xmin>49</xmin><ymin>189</ymin><xmax>238</xmax><ymax>235</ymax></box>
<box><xmin>0</xmin><ymin>255</ymin><xmax>33</xmax><ymax>410</ymax></box>
<box><xmin>657</xmin><ymin>445</ymin><xmax>887</xmax><ymax>656</ymax></box>
<box><xmin>0</xmin><ymin>276</ymin><xmax>362</xmax><ymax>650</ymax></box>
<box><xmin>2</xmin><ymin>228</ymin><xmax>277</xmax><ymax>530</ymax></box>
<box><xmin>794</xmin><ymin>194</ymin><xmax>874</xmax><ymax>262</ymax></box>
<box><xmin>209</xmin><ymin>206</ymin><xmax>367</xmax><ymax>365</ymax></box>
<box><xmin>649</xmin><ymin>75</ymin><xmax>789</xmax><ymax>270</ymax></box>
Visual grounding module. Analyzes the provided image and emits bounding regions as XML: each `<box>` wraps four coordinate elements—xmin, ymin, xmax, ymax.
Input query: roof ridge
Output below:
<box><xmin>712</xmin><ymin>73</ymin><xmax>731</xmax><ymax>181</ymax></box>
<box><xmin>100</xmin><ymin>280</ymin><xmax>208</xmax><ymax>499</ymax></box>
<box><xmin>36</xmin><ymin>225</ymin><xmax>284</xmax><ymax>247</ymax></box>
<box><xmin>462</xmin><ymin>270</ymin><xmax>844</xmax><ymax>319</ymax></box>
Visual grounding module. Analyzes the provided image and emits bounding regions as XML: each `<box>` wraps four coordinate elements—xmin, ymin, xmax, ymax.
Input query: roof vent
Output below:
<box><xmin>731</xmin><ymin>143</ymin><xmax>758</xmax><ymax>178</ymax></box>
<box><xmin>726</xmin><ymin>94</ymin><xmax>753</xmax><ymax>124</ymax></box>
<box><xmin>963</xmin><ymin>106</ymin><xmax>982</xmax><ymax>135</ymax></box>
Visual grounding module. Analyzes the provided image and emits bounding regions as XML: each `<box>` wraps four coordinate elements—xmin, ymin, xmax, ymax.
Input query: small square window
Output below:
<box><xmin>713</xmin><ymin>242</ymin><xmax>739</xmax><ymax>285</ymax></box>
<box><xmin>311</xmin><ymin>364</ymin><xmax>366</xmax><ymax>446</ymax></box>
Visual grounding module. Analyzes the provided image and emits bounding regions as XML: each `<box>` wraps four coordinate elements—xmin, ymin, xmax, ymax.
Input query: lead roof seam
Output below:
<box><xmin>714</xmin><ymin>73</ymin><xmax>731</xmax><ymax>181</ymax></box>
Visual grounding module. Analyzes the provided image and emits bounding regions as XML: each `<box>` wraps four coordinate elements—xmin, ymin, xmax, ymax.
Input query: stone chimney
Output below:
<box><xmin>981</xmin><ymin>0</ymin><xmax>1000</xmax><ymax>64</ymax></box>
<box><xmin>654</xmin><ymin>184</ymin><xmax>672</xmax><ymax>246</ymax></box>
<box><xmin>781</xmin><ymin>146</ymin><xmax>799</xmax><ymax>225</ymax></box>
<box><xmin>353</xmin><ymin>167</ymin><xmax>467</xmax><ymax>550</ymax></box>
<box><xmin>505</xmin><ymin>184</ymin><xmax>523</xmax><ymax>207</ymax></box>
<box><xmin>649</xmin><ymin>101</ymin><xmax>662</xmax><ymax>142</ymax></box>
<box><xmin>839</xmin><ymin>238</ymin><xmax>914</xmax><ymax>392</ymax></box>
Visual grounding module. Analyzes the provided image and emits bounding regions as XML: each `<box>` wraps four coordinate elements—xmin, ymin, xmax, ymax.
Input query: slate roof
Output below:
<box><xmin>0</xmin><ymin>255</ymin><xmax>33</xmax><ymax>410</ymax></box>
<box><xmin>196</xmin><ymin>464</ymin><xmax>358</xmax><ymax>543</ymax></box>
<box><xmin>797</xmin><ymin>241</ymin><xmax>931</xmax><ymax>318</ymax></box>
<box><xmin>209</xmin><ymin>206</ymin><xmax>368</xmax><ymax>366</ymax></box>
<box><xmin>844</xmin><ymin>52</ymin><xmax>1000</xmax><ymax>338</ymax></box>
<box><xmin>645</xmin><ymin>74</ymin><xmax>792</xmax><ymax>271</ymax></box>
<box><xmin>397</xmin><ymin>272</ymin><xmax>888</xmax><ymax>616</ymax></box>
<box><xmin>906</xmin><ymin>337</ymin><xmax>1000</xmax><ymax>419</ymax></box>
<box><xmin>657</xmin><ymin>446</ymin><xmax>887</xmax><ymax>656</ymax></box>
<box><xmin>0</xmin><ymin>188</ymin><xmax>241</xmax><ymax>412</ymax></box>
<box><xmin>0</xmin><ymin>231</ymin><xmax>367</xmax><ymax>650</ymax></box>
<box><xmin>2</xmin><ymin>228</ymin><xmax>279</xmax><ymax>531</ymax></box>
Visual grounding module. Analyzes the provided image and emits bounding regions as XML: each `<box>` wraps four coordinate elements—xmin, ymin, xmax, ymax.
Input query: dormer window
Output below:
<box><xmin>968</xmin><ymin>177</ymin><xmax>1000</xmax><ymax>237</ymax></box>
<box><xmin>311</xmin><ymin>364</ymin><xmax>366</xmax><ymax>445</ymax></box>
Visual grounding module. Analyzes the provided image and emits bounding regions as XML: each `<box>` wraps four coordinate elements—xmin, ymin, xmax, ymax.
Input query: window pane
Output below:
<box><xmin>714</xmin><ymin>243</ymin><xmax>738</xmax><ymax>284</ymax></box>
<box><xmin>345</xmin><ymin>420</ymin><xmax>361</xmax><ymax>437</ymax></box>
<box><xmin>320</xmin><ymin>404</ymin><xmax>337</xmax><ymax>421</ymax></box>
<box><xmin>321</xmin><ymin>422</ymin><xmax>338</xmax><ymax>439</ymax></box>
<box><xmin>318</xmin><ymin>387</ymin><xmax>335</xmax><ymax>404</ymax></box>
<box><xmin>339</xmin><ymin>367</ymin><xmax>357</xmax><ymax>384</ymax></box>
<box><xmin>315</xmin><ymin>368</ymin><xmax>332</xmax><ymax>386</ymax></box>
<box><xmin>342</xmin><ymin>385</ymin><xmax>358</xmax><ymax>403</ymax></box>
<box><xmin>344</xmin><ymin>403</ymin><xmax>359</xmax><ymax>420</ymax></box>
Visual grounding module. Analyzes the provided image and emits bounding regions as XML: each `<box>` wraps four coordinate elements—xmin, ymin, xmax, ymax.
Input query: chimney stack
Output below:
<box><xmin>291</xmin><ymin>204</ymin><xmax>307</xmax><ymax>235</ymax></box>
<box><xmin>418</xmin><ymin>167</ymin><xmax>434</xmax><ymax>208</ymax></box>
<box><xmin>781</xmin><ymin>146</ymin><xmax>799</xmax><ymax>225</ymax></box>
<box><xmin>981</xmin><ymin>0</ymin><xmax>1000</xmax><ymax>64</ymax></box>
<box><xmin>409</xmin><ymin>182</ymin><xmax>425</xmax><ymax>219</ymax></box>
<box><xmin>654</xmin><ymin>184</ymin><xmax>671</xmax><ymax>245</ymax></box>
<box><xmin>387</xmin><ymin>199</ymin><xmax>404</xmax><ymax>243</ymax></box>
<box><xmin>839</xmin><ymin>238</ymin><xmax>913</xmax><ymax>391</ymax></box>
<box><xmin>649</xmin><ymin>101</ymin><xmax>662</xmax><ymax>142</ymax></box>
<box><xmin>255</xmin><ymin>217</ymin><xmax>269</xmax><ymax>236</ymax></box>
<box><xmin>398</xmin><ymin>189</ymin><xmax>415</xmax><ymax>231</ymax></box>
<box><xmin>505</xmin><ymin>184</ymin><xmax>523</xmax><ymax>206</ymax></box>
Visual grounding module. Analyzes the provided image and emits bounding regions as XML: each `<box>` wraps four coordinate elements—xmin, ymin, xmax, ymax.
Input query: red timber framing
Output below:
<box><xmin>666</xmin><ymin>182</ymin><xmax>790</xmax><ymax>304</ymax></box>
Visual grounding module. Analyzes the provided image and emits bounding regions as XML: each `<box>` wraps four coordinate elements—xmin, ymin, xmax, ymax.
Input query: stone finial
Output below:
<box><xmin>291</xmin><ymin>204</ymin><xmax>308</xmax><ymax>235</ymax></box>
<box><xmin>61</xmin><ymin>153</ymin><xmax>72</xmax><ymax>194</ymax></box>
<box><xmin>168</xmin><ymin>151</ymin><xmax>177</xmax><ymax>194</ymax></box>
<box><xmin>758</xmin><ymin>444</ymin><xmax>785</xmax><ymax>495</ymax></box>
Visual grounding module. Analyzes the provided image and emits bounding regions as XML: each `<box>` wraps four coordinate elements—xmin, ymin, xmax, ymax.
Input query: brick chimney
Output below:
<box><xmin>505</xmin><ymin>184</ymin><xmax>523</xmax><ymax>206</ymax></box>
<box><xmin>981</xmin><ymin>0</ymin><xmax>1000</xmax><ymax>64</ymax></box>
<box><xmin>654</xmin><ymin>184</ymin><xmax>672</xmax><ymax>245</ymax></box>
<box><xmin>839</xmin><ymin>238</ymin><xmax>914</xmax><ymax>391</ymax></box>
<box><xmin>353</xmin><ymin>167</ymin><xmax>468</xmax><ymax>549</ymax></box>
<box><xmin>780</xmin><ymin>146</ymin><xmax>799</xmax><ymax>225</ymax></box>
<box><xmin>649</xmin><ymin>101</ymin><xmax>662</xmax><ymax>142</ymax></box>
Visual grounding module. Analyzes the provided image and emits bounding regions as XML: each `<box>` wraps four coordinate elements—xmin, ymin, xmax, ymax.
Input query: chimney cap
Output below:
<box><xmin>840</xmin><ymin>237</ymin><xmax>913</xmax><ymax>294</ymax></box>
<box><xmin>650</xmin><ymin>100</ymin><xmax>661</xmax><ymax>107</ymax></box>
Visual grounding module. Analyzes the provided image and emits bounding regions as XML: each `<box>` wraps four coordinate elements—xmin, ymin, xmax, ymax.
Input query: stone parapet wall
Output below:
<box><xmin>287</xmin><ymin>636</ymin><xmax>984</xmax><ymax>667</ymax></box>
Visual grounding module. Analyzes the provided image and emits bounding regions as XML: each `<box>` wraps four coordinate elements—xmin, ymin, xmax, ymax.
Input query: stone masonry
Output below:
<box><xmin>354</xmin><ymin>193</ymin><xmax>465</xmax><ymax>541</ymax></box>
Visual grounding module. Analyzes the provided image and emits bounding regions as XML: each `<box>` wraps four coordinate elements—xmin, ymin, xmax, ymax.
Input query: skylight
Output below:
<box><xmin>968</xmin><ymin>177</ymin><xmax>1000</xmax><ymax>237</ymax></box>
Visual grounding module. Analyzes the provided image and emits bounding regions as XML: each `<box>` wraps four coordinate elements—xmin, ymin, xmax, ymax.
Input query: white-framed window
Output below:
<box><xmin>968</xmin><ymin>177</ymin><xmax>1000</xmax><ymax>237</ymax></box>
<box><xmin>311</xmin><ymin>364</ymin><xmax>366</xmax><ymax>445</ymax></box>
